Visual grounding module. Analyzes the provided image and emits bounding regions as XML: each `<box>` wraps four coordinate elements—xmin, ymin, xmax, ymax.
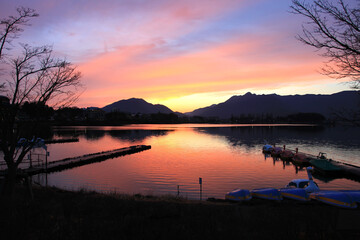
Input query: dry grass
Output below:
<box><xmin>1</xmin><ymin>185</ymin><xmax>360</xmax><ymax>240</ymax></box>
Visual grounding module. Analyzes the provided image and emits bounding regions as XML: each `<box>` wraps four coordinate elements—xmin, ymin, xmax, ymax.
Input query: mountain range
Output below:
<box><xmin>102</xmin><ymin>98</ymin><xmax>173</xmax><ymax>114</ymax></box>
<box><xmin>102</xmin><ymin>91</ymin><xmax>359</xmax><ymax>119</ymax></box>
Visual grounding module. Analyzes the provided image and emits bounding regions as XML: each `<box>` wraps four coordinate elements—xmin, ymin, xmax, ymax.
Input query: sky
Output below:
<box><xmin>0</xmin><ymin>0</ymin><xmax>352</xmax><ymax>112</ymax></box>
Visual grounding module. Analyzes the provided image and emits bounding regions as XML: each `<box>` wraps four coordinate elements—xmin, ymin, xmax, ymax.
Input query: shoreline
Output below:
<box><xmin>1</xmin><ymin>185</ymin><xmax>360</xmax><ymax>239</ymax></box>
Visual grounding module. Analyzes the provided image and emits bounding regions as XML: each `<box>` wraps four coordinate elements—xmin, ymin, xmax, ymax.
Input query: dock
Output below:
<box><xmin>0</xmin><ymin>145</ymin><xmax>151</xmax><ymax>177</ymax></box>
<box><xmin>277</xmin><ymin>147</ymin><xmax>360</xmax><ymax>181</ymax></box>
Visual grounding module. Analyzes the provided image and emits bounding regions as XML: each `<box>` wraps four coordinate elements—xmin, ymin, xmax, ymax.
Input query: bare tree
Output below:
<box><xmin>0</xmin><ymin>7</ymin><xmax>38</xmax><ymax>59</ymax></box>
<box><xmin>0</xmin><ymin>8</ymin><xmax>83</xmax><ymax>196</ymax></box>
<box><xmin>291</xmin><ymin>0</ymin><xmax>360</xmax><ymax>89</ymax></box>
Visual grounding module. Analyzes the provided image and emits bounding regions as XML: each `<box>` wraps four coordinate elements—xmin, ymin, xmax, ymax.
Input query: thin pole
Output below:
<box><xmin>199</xmin><ymin>177</ymin><xmax>202</xmax><ymax>200</ymax></box>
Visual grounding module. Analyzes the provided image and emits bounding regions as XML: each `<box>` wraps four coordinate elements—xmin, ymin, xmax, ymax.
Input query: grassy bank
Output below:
<box><xmin>1</xmin><ymin>186</ymin><xmax>360</xmax><ymax>240</ymax></box>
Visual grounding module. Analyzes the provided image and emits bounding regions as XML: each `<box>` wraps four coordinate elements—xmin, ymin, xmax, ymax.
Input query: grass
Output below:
<box><xmin>1</xmin><ymin>185</ymin><xmax>360</xmax><ymax>240</ymax></box>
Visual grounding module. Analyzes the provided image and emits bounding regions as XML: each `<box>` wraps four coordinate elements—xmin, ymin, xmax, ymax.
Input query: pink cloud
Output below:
<box><xmin>77</xmin><ymin>32</ymin><xmax>325</xmax><ymax>109</ymax></box>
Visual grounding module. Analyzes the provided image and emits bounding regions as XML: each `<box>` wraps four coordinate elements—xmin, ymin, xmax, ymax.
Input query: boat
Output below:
<box><xmin>310</xmin><ymin>191</ymin><xmax>357</xmax><ymax>209</ymax></box>
<box><xmin>317</xmin><ymin>152</ymin><xmax>328</xmax><ymax>160</ymax></box>
<box><xmin>250</xmin><ymin>188</ymin><xmax>282</xmax><ymax>201</ymax></box>
<box><xmin>285</xmin><ymin>167</ymin><xmax>320</xmax><ymax>193</ymax></box>
<box><xmin>279</xmin><ymin>188</ymin><xmax>310</xmax><ymax>201</ymax></box>
<box><xmin>309</xmin><ymin>159</ymin><xmax>343</xmax><ymax>174</ymax></box>
<box><xmin>279</xmin><ymin>145</ymin><xmax>294</xmax><ymax>160</ymax></box>
<box><xmin>271</xmin><ymin>147</ymin><xmax>283</xmax><ymax>157</ymax></box>
<box><xmin>339</xmin><ymin>190</ymin><xmax>360</xmax><ymax>204</ymax></box>
<box><xmin>225</xmin><ymin>189</ymin><xmax>252</xmax><ymax>201</ymax></box>
<box><xmin>292</xmin><ymin>153</ymin><xmax>312</xmax><ymax>165</ymax></box>
<box><xmin>262</xmin><ymin>144</ymin><xmax>273</xmax><ymax>153</ymax></box>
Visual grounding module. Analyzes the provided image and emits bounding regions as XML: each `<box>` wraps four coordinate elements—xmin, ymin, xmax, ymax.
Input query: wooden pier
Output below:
<box><xmin>0</xmin><ymin>145</ymin><xmax>151</xmax><ymax>177</ymax></box>
<box><xmin>278</xmin><ymin>147</ymin><xmax>360</xmax><ymax>181</ymax></box>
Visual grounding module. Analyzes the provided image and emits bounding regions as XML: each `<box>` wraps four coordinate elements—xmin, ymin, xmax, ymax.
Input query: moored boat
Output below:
<box><xmin>339</xmin><ymin>190</ymin><xmax>360</xmax><ymax>204</ymax></box>
<box><xmin>225</xmin><ymin>189</ymin><xmax>252</xmax><ymax>201</ymax></box>
<box><xmin>285</xmin><ymin>167</ymin><xmax>320</xmax><ymax>193</ymax></box>
<box><xmin>309</xmin><ymin>159</ymin><xmax>343</xmax><ymax>174</ymax></box>
<box><xmin>310</xmin><ymin>191</ymin><xmax>357</xmax><ymax>209</ymax></box>
<box><xmin>292</xmin><ymin>153</ymin><xmax>312</xmax><ymax>165</ymax></box>
<box><xmin>262</xmin><ymin>144</ymin><xmax>273</xmax><ymax>153</ymax></box>
<box><xmin>250</xmin><ymin>188</ymin><xmax>282</xmax><ymax>201</ymax></box>
<box><xmin>279</xmin><ymin>145</ymin><xmax>294</xmax><ymax>160</ymax></box>
<box><xmin>279</xmin><ymin>188</ymin><xmax>310</xmax><ymax>201</ymax></box>
<box><xmin>271</xmin><ymin>146</ymin><xmax>283</xmax><ymax>157</ymax></box>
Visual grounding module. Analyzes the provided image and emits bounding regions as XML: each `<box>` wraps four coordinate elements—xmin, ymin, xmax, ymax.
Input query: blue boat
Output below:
<box><xmin>262</xmin><ymin>144</ymin><xmax>273</xmax><ymax>153</ymax></box>
<box><xmin>310</xmin><ymin>191</ymin><xmax>357</xmax><ymax>209</ymax></box>
<box><xmin>250</xmin><ymin>188</ymin><xmax>282</xmax><ymax>201</ymax></box>
<box><xmin>279</xmin><ymin>188</ymin><xmax>310</xmax><ymax>201</ymax></box>
<box><xmin>225</xmin><ymin>189</ymin><xmax>252</xmax><ymax>201</ymax></box>
<box><xmin>340</xmin><ymin>190</ymin><xmax>360</xmax><ymax>203</ymax></box>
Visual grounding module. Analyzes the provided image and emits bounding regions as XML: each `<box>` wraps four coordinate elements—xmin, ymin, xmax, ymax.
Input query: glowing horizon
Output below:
<box><xmin>0</xmin><ymin>0</ymin><xmax>352</xmax><ymax>112</ymax></box>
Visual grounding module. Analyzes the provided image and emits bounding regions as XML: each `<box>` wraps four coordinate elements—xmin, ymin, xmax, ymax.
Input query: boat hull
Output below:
<box><xmin>310</xmin><ymin>191</ymin><xmax>357</xmax><ymax>209</ymax></box>
<box><xmin>340</xmin><ymin>190</ymin><xmax>360</xmax><ymax>204</ymax></box>
<box><xmin>279</xmin><ymin>188</ymin><xmax>310</xmax><ymax>201</ymax></box>
<box><xmin>250</xmin><ymin>188</ymin><xmax>282</xmax><ymax>201</ymax></box>
<box><xmin>309</xmin><ymin>159</ymin><xmax>342</xmax><ymax>174</ymax></box>
<box><xmin>225</xmin><ymin>189</ymin><xmax>252</xmax><ymax>201</ymax></box>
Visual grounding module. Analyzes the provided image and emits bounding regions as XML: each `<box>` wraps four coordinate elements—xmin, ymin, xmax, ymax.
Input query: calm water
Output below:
<box><xmin>3</xmin><ymin>124</ymin><xmax>360</xmax><ymax>199</ymax></box>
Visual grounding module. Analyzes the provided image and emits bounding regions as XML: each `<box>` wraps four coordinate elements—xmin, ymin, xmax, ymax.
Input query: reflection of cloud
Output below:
<box><xmin>107</xmin><ymin>130</ymin><xmax>171</xmax><ymax>142</ymax></box>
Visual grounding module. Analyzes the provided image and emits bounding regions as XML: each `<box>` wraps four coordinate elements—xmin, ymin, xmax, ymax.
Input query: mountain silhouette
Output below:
<box><xmin>186</xmin><ymin>91</ymin><xmax>360</xmax><ymax>118</ymax></box>
<box><xmin>102</xmin><ymin>98</ymin><xmax>173</xmax><ymax>114</ymax></box>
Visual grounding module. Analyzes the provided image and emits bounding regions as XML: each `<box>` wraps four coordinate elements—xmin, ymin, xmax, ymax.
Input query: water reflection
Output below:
<box><xmin>196</xmin><ymin>125</ymin><xmax>360</xmax><ymax>166</ymax></box>
<box><xmin>52</xmin><ymin>127</ymin><xmax>171</xmax><ymax>142</ymax></box>
<box><xmin>3</xmin><ymin>124</ymin><xmax>359</xmax><ymax>199</ymax></box>
<box><xmin>196</xmin><ymin>125</ymin><xmax>360</xmax><ymax>149</ymax></box>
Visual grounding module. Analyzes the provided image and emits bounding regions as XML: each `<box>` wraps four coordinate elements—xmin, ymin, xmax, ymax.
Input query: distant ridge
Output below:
<box><xmin>186</xmin><ymin>91</ymin><xmax>360</xmax><ymax>119</ymax></box>
<box><xmin>102</xmin><ymin>98</ymin><xmax>173</xmax><ymax>114</ymax></box>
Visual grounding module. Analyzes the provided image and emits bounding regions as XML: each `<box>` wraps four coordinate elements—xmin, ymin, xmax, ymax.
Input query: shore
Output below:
<box><xmin>1</xmin><ymin>185</ymin><xmax>360</xmax><ymax>240</ymax></box>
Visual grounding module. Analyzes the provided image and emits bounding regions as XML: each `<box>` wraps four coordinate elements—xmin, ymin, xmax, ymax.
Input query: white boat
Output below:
<box><xmin>285</xmin><ymin>167</ymin><xmax>319</xmax><ymax>193</ymax></box>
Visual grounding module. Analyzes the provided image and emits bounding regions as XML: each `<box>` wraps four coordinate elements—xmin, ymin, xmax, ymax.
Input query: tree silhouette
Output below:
<box><xmin>0</xmin><ymin>7</ymin><xmax>83</xmax><ymax>196</ymax></box>
<box><xmin>291</xmin><ymin>0</ymin><xmax>360</xmax><ymax>89</ymax></box>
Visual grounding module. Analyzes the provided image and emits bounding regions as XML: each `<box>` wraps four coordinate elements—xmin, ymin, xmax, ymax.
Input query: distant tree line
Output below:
<box><xmin>3</xmin><ymin>101</ymin><xmax>331</xmax><ymax>125</ymax></box>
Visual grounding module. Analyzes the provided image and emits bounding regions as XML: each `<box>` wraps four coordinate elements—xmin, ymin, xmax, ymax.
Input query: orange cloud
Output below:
<box><xmin>78</xmin><ymin>31</ymin><xmax>326</xmax><ymax>112</ymax></box>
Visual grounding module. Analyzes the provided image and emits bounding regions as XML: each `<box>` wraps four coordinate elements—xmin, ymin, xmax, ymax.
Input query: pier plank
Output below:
<box><xmin>0</xmin><ymin>145</ymin><xmax>151</xmax><ymax>177</ymax></box>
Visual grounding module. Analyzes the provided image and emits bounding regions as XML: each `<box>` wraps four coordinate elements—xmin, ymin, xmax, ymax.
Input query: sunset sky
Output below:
<box><xmin>0</xmin><ymin>0</ymin><xmax>351</xmax><ymax>112</ymax></box>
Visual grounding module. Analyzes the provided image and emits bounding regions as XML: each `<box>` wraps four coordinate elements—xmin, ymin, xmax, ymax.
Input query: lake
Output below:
<box><xmin>3</xmin><ymin>124</ymin><xmax>360</xmax><ymax>199</ymax></box>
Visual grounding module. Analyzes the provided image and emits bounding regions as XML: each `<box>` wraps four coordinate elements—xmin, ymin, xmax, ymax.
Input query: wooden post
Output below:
<box><xmin>177</xmin><ymin>185</ymin><xmax>180</xmax><ymax>197</ymax></box>
<box><xmin>199</xmin><ymin>177</ymin><xmax>202</xmax><ymax>200</ymax></box>
<box><xmin>29</xmin><ymin>152</ymin><xmax>33</xmax><ymax>168</ymax></box>
<box><xmin>45</xmin><ymin>151</ymin><xmax>48</xmax><ymax>172</ymax></box>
